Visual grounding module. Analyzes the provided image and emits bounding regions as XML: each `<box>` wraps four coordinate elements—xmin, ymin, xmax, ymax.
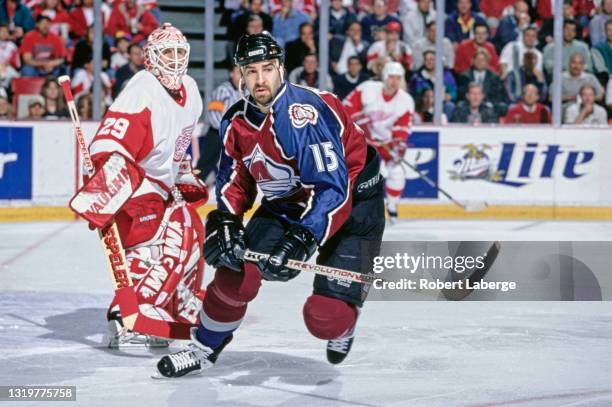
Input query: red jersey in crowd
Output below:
<box><xmin>106</xmin><ymin>4</ymin><xmax>158</xmax><ymax>44</ymax></box>
<box><xmin>454</xmin><ymin>39</ymin><xmax>500</xmax><ymax>74</ymax></box>
<box><xmin>20</xmin><ymin>29</ymin><xmax>66</xmax><ymax>60</ymax></box>
<box><xmin>504</xmin><ymin>102</ymin><xmax>552</xmax><ymax>124</ymax></box>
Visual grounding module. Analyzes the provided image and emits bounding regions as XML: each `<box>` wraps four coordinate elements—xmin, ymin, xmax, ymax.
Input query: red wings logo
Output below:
<box><xmin>289</xmin><ymin>103</ymin><xmax>318</xmax><ymax>128</ymax></box>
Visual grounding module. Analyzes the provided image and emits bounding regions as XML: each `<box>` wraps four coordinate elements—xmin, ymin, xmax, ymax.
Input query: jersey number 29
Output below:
<box><xmin>309</xmin><ymin>142</ymin><xmax>338</xmax><ymax>172</ymax></box>
<box><xmin>98</xmin><ymin>117</ymin><xmax>130</xmax><ymax>139</ymax></box>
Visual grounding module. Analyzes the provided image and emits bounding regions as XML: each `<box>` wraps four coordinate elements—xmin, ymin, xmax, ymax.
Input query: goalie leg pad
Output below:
<box><xmin>303</xmin><ymin>294</ymin><xmax>357</xmax><ymax>340</ymax></box>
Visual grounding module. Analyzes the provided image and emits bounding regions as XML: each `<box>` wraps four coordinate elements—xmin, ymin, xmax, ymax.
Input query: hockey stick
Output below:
<box><xmin>59</xmin><ymin>76</ymin><xmax>193</xmax><ymax>340</ymax></box>
<box><xmin>243</xmin><ymin>250</ymin><xmax>376</xmax><ymax>284</ymax></box>
<box><xmin>382</xmin><ymin>144</ymin><xmax>487</xmax><ymax>212</ymax></box>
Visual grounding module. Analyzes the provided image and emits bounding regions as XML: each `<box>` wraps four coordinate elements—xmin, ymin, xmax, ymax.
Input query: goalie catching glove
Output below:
<box><xmin>257</xmin><ymin>224</ymin><xmax>317</xmax><ymax>282</ymax></box>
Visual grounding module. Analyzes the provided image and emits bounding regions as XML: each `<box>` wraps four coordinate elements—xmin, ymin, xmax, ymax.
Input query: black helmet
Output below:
<box><xmin>234</xmin><ymin>32</ymin><xmax>284</xmax><ymax>67</ymax></box>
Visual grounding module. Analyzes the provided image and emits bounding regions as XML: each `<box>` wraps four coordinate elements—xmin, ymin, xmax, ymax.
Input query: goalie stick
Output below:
<box><xmin>59</xmin><ymin>75</ymin><xmax>193</xmax><ymax>340</ymax></box>
<box><xmin>382</xmin><ymin>144</ymin><xmax>487</xmax><ymax>212</ymax></box>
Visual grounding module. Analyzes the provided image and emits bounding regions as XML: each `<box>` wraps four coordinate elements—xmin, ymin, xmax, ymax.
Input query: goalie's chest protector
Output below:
<box><xmin>90</xmin><ymin>70</ymin><xmax>203</xmax><ymax>190</ymax></box>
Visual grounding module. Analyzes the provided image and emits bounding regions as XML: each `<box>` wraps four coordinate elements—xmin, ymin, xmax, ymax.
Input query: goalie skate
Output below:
<box><xmin>106</xmin><ymin>309</ymin><xmax>170</xmax><ymax>349</ymax></box>
<box><xmin>153</xmin><ymin>328</ymin><xmax>232</xmax><ymax>378</ymax></box>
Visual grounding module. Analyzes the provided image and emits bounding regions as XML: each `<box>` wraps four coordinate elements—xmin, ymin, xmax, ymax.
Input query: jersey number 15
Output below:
<box><xmin>309</xmin><ymin>142</ymin><xmax>338</xmax><ymax>172</ymax></box>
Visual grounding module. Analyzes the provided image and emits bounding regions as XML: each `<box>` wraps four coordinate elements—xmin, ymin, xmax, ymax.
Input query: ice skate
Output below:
<box><xmin>107</xmin><ymin>307</ymin><xmax>170</xmax><ymax>349</ymax></box>
<box><xmin>326</xmin><ymin>323</ymin><xmax>356</xmax><ymax>365</ymax></box>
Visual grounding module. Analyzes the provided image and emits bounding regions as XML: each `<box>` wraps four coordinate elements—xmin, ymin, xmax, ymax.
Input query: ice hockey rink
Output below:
<box><xmin>1</xmin><ymin>219</ymin><xmax>612</xmax><ymax>407</ymax></box>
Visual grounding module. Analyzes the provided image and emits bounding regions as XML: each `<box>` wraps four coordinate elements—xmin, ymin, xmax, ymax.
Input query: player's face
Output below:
<box><xmin>160</xmin><ymin>47</ymin><xmax>187</xmax><ymax>70</ymax></box>
<box><xmin>384</xmin><ymin>75</ymin><xmax>402</xmax><ymax>93</ymax></box>
<box><xmin>242</xmin><ymin>60</ymin><xmax>283</xmax><ymax>107</ymax></box>
<box><xmin>523</xmin><ymin>86</ymin><xmax>539</xmax><ymax>106</ymax></box>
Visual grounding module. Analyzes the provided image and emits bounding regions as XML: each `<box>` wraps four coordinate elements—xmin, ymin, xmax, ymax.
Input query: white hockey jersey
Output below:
<box><xmin>343</xmin><ymin>80</ymin><xmax>414</xmax><ymax>145</ymax></box>
<box><xmin>89</xmin><ymin>70</ymin><xmax>203</xmax><ymax>198</ymax></box>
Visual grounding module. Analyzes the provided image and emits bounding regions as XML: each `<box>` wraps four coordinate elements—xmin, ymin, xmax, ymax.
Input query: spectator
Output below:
<box><xmin>504</xmin><ymin>84</ymin><xmax>551</xmax><ymax>123</ymax></box>
<box><xmin>113</xmin><ymin>43</ymin><xmax>142</xmax><ymax>98</ymax></box>
<box><xmin>76</xmin><ymin>92</ymin><xmax>92</xmax><ymax>119</ymax></box>
<box><xmin>334</xmin><ymin>55</ymin><xmax>369</xmax><ymax>99</ymax></box>
<box><xmin>454</xmin><ymin>22</ymin><xmax>500</xmax><ymax>74</ymax></box>
<box><xmin>499</xmin><ymin>25</ymin><xmax>542</xmax><ymax>80</ymax></box>
<box><xmin>33</xmin><ymin>0</ymin><xmax>70</xmax><ymax>39</ymax></box>
<box><xmin>607</xmin><ymin>78</ymin><xmax>612</xmax><ymax>114</ymax></box>
<box><xmin>458</xmin><ymin>49</ymin><xmax>506</xmax><ymax>114</ymax></box>
<box><xmin>317</xmin><ymin>0</ymin><xmax>356</xmax><ymax>36</ymax></box>
<box><xmin>560</xmin><ymin>53</ymin><xmax>604</xmax><ymax>103</ymax></box>
<box><xmin>72</xmin><ymin>25</ymin><xmax>111</xmax><ymax>71</ymax></box>
<box><xmin>110</xmin><ymin>33</ymin><xmax>130</xmax><ymax>71</ymax></box>
<box><xmin>0</xmin><ymin>94</ymin><xmax>11</xmax><ymax>118</ymax></box>
<box><xmin>410</xmin><ymin>50</ymin><xmax>457</xmax><ymax>118</ymax></box>
<box><xmin>444</xmin><ymin>0</ymin><xmax>480</xmax><ymax>14</ymax></box>
<box><xmin>401</xmin><ymin>0</ymin><xmax>435</xmax><ymax>44</ymax></box>
<box><xmin>366</xmin><ymin>21</ymin><xmax>412</xmax><ymax>73</ymax></box>
<box><xmin>538</xmin><ymin>0</ymin><xmax>580</xmax><ymax>47</ymax></box>
<box><xmin>493</xmin><ymin>0</ymin><xmax>530</xmax><ymax>52</ymax></box>
<box><xmin>479</xmin><ymin>0</ymin><xmax>515</xmax><ymax>29</ymax></box>
<box><xmin>543</xmin><ymin>19</ymin><xmax>592</xmax><ymax>78</ymax></box>
<box><xmin>272</xmin><ymin>0</ymin><xmax>311</xmax><ymax>47</ymax></box>
<box><xmin>288</xmin><ymin>52</ymin><xmax>334</xmax><ymax>90</ymax></box>
<box><xmin>361</xmin><ymin>0</ymin><xmax>403</xmax><ymax>43</ymax></box>
<box><xmin>330</xmin><ymin>21</ymin><xmax>369</xmax><ymax>75</ymax></box>
<box><xmin>20</xmin><ymin>14</ymin><xmax>65</xmax><ymax>77</ymax></box>
<box><xmin>564</xmin><ymin>84</ymin><xmax>608</xmax><ymax>124</ymax></box>
<box><xmin>451</xmin><ymin>82</ymin><xmax>499</xmax><ymax>123</ymax></box>
<box><xmin>590</xmin><ymin>0</ymin><xmax>612</xmax><ymax>46</ymax></box>
<box><xmin>412</xmin><ymin>21</ymin><xmax>454</xmax><ymax>69</ymax></box>
<box><xmin>106</xmin><ymin>0</ymin><xmax>158</xmax><ymax>45</ymax></box>
<box><xmin>591</xmin><ymin>19</ymin><xmax>612</xmax><ymax>84</ymax></box>
<box><xmin>71</xmin><ymin>57</ymin><xmax>112</xmax><ymax>98</ymax></box>
<box><xmin>414</xmin><ymin>88</ymin><xmax>448</xmax><ymax>124</ymax></box>
<box><xmin>357</xmin><ymin>0</ymin><xmax>400</xmax><ymax>16</ymax></box>
<box><xmin>269</xmin><ymin>0</ymin><xmax>317</xmax><ymax>18</ymax></box>
<box><xmin>444</xmin><ymin>0</ymin><xmax>486</xmax><ymax>44</ymax></box>
<box><xmin>0</xmin><ymin>0</ymin><xmax>34</xmax><ymax>41</ymax></box>
<box><xmin>40</xmin><ymin>76</ymin><xmax>68</xmax><ymax>119</ymax></box>
<box><xmin>285</xmin><ymin>22</ymin><xmax>316</xmax><ymax>74</ymax></box>
<box><xmin>68</xmin><ymin>0</ymin><xmax>95</xmax><ymax>39</ymax></box>
<box><xmin>504</xmin><ymin>50</ymin><xmax>547</xmax><ymax>103</ymax></box>
<box><xmin>197</xmin><ymin>64</ymin><xmax>242</xmax><ymax>185</ymax></box>
<box><xmin>26</xmin><ymin>95</ymin><xmax>45</xmax><ymax>119</ymax></box>
<box><xmin>0</xmin><ymin>24</ymin><xmax>18</xmax><ymax>90</ymax></box>
<box><xmin>232</xmin><ymin>0</ymin><xmax>273</xmax><ymax>43</ymax></box>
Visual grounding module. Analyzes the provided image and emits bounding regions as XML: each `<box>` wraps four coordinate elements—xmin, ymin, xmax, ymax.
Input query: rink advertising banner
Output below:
<box><xmin>403</xmin><ymin>131</ymin><xmax>439</xmax><ymax>198</ymax></box>
<box><xmin>356</xmin><ymin>241</ymin><xmax>612</xmax><ymax>301</ymax></box>
<box><xmin>0</xmin><ymin>126</ymin><xmax>32</xmax><ymax>199</ymax></box>
<box><xmin>436</xmin><ymin>127</ymin><xmax>607</xmax><ymax>205</ymax></box>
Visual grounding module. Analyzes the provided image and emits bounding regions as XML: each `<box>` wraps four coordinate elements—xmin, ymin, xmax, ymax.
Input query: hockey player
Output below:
<box><xmin>343</xmin><ymin>61</ymin><xmax>414</xmax><ymax>220</ymax></box>
<box><xmin>77</xmin><ymin>23</ymin><xmax>208</xmax><ymax>346</ymax></box>
<box><xmin>156</xmin><ymin>32</ymin><xmax>386</xmax><ymax>377</ymax></box>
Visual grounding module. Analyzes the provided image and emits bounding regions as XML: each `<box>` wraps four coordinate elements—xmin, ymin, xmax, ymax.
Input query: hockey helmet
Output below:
<box><xmin>234</xmin><ymin>32</ymin><xmax>284</xmax><ymax>67</ymax></box>
<box><xmin>144</xmin><ymin>23</ymin><xmax>190</xmax><ymax>91</ymax></box>
<box><xmin>382</xmin><ymin>61</ymin><xmax>405</xmax><ymax>80</ymax></box>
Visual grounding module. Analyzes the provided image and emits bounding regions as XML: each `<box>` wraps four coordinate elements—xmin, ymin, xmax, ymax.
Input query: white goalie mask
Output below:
<box><xmin>144</xmin><ymin>23</ymin><xmax>190</xmax><ymax>91</ymax></box>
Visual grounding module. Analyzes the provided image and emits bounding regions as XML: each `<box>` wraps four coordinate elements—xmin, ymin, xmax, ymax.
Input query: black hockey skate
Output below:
<box><xmin>326</xmin><ymin>325</ymin><xmax>356</xmax><ymax>365</ymax></box>
<box><xmin>155</xmin><ymin>328</ymin><xmax>232</xmax><ymax>378</ymax></box>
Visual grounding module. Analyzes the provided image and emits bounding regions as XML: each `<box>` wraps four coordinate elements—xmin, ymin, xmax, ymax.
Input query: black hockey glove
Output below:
<box><xmin>203</xmin><ymin>210</ymin><xmax>246</xmax><ymax>272</ymax></box>
<box><xmin>258</xmin><ymin>224</ymin><xmax>318</xmax><ymax>282</ymax></box>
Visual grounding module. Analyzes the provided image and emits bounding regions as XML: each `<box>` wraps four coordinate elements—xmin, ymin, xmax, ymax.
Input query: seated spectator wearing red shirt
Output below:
<box><xmin>454</xmin><ymin>22</ymin><xmax>500</xmax><ymax>74</ymax></box>
<box><xmin>20</xmin><ymin>14</ymin><xmax>66</xmax><ymax>77</ymax></box>
<box><xmin>68</xmin><ymin>0</ymin><xmax>96</xmax><ymax>39</ymax></box>
<box><xmin>269</xmin><ymin>0</ymin><xmax>317</xmax><ymax>17</ymax></box>
<box><xmin>504</xmin><ymin>84</ymin><xmax>551</xmax><ymax>124</ymax></box>
<box><xmin>106</xmin><ymin>0</ymin><xmax>158</xmax><ymax>44</ymax></box>
<box><xmin>32</xmin><ymin>0</ymin><xmax>71</xmax><ymax>39</ymax></box>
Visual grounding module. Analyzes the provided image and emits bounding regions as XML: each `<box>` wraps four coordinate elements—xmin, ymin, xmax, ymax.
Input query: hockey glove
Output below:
<box><xmin>258</xmin><ymin>224</ymin><xmax>317</xmax><ymax>282</ymax></box>
<box><xmin>203</xmin><ymin>210</ymin><xmax>246</xmax><ymax>272</ymax></box>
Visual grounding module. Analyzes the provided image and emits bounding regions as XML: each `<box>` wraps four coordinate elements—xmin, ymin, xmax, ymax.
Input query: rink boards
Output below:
<box><xmin>0</xmin><ymin>122</ymin><xmax>611</xmax><ymax>221</ymax></box>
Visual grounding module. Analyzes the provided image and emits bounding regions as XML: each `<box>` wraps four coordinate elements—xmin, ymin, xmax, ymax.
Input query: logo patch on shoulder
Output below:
<box><xmin>289</xmin><ymin>103</ymin><xmax>318</xmax><ymax>128</ymax></box>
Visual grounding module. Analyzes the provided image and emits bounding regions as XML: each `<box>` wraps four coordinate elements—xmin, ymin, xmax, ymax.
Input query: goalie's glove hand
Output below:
<box><xmin>203</xmin><ymin>210</ymin><xmax>246</xmax><ymax>272</ymax></box>
<box><xmin>257</xmin><ymin>224</ymin><xmax>317</xmax><ymax>282</ymax></box>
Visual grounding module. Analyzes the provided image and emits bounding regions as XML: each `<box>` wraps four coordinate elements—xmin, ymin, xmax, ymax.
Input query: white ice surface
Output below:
<box><xmin>1</xmin><ymin>220</ymin><xmax>612</xmax><ymax>407</ymax></box>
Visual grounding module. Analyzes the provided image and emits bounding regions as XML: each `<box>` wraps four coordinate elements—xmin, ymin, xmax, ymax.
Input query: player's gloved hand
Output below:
<box><xmin>258</xmin><ymin>224</ymin><xmax>317</xmax><ymax>282</ymax></box>
<box><xmin>390</xmin><ymin>140</ymin><xmax>407</xmax><ymax>163</ymax></box>
<box><xmin>203</xmin><ymin>210</ymin><xmax>246</xmax><ymax>272</ymax></box>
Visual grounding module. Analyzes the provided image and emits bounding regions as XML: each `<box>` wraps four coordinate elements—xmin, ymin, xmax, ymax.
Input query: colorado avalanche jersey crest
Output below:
<box><xmin>217</xmin><ymin>82</ymin><xmax>367</xmax><ymax>244</ymax></box>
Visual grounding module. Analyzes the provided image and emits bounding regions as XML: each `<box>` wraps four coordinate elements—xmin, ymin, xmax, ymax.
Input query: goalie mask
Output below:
<box><xmin>144</xmin><ymin>23</ymin><xmax>190</xmax><ymax>91</ymax></box>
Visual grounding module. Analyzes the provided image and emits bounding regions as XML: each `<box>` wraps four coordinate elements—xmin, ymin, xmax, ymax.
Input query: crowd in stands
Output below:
<box><xmin>0</xmin><ymin>0</ymin><xmax>157</xmax><ymax>119</ymax></box>
<box><xmin>220</xmin><ymin>0</ymin><xmax>612</xmax><ymax>125</ymax></box>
